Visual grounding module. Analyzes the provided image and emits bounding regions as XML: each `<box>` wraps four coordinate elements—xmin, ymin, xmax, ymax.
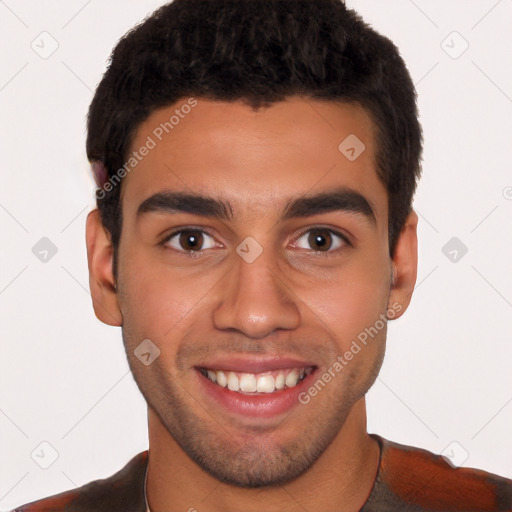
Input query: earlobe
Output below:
<box><xmin>85</xmin><ymin>209</ymin><xmax>123</xmax><ymax>326</ymax></box>
<box><xmin>387</xmin><ymin>210</ymin><xmax>418</xmax><ymax>320</ymax></box>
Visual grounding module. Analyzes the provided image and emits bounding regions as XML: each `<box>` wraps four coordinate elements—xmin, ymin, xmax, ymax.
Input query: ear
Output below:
<box><xmin>387</xmin><ymin>209</ymin><xmax>418</xmax><ymax>320</ymax></box>
<box><xmin>85</xmin><ymin>209</ymin><xmax>123</xmax><ymax>326</ymax></box>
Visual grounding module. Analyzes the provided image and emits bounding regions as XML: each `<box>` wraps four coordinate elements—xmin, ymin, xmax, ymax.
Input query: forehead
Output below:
<box><xmin>121</xmin><ymin>96</ymin><xmax>387</xmax><ymax>223</ymax></box>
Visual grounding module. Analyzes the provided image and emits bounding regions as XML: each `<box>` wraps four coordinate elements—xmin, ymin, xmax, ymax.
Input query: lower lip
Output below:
<box><xmin>196</xmin><ymin>369</ymin><xmax>316</xmax><ymax>419</ymax></box>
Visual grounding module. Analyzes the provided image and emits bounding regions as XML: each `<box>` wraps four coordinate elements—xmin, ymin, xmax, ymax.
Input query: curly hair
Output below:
<box><xmin>86</xmin><ymin>0</ymin><xmax>422</xmax><ymax>275</ymax></box>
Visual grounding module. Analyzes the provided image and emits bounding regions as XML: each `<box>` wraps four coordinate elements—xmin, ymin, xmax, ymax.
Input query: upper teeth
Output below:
<box><xmin>202</xmin><ymin>367</ymin><xmax>312</xmax><ymax>394</ymax></box>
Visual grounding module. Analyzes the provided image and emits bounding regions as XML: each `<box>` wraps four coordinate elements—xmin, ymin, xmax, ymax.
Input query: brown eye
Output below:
<box><xmin>307</xmin><ymin>229</ymin><xmax>333</xmax><ymax>251</ymax></box>
<box><xmin>295</xmin><ymin>228</ymin><xmax>347</xmax><ymax>253</ymax></box>
<box><xmin>165</xmin><ymin>229</ymin><xmax>216</xmax><ymax>252</ymax></box>
<box><xmin>179</xmin><ymin>230</ymin><xmax>203</xmax><ymax>250</ymax></box>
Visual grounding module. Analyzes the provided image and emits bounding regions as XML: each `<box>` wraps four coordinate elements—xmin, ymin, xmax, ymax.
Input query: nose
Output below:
<box><xmin>212</xmin><ymin>251</ymin><xmax>301</xmax><ymax>339</ymax></box>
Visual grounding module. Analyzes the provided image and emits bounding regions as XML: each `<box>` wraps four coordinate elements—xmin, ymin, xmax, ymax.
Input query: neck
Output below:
<box><xmin>146</xmin><ymin>398</ymin><xmax>379</xmax><ymax>512</ymax></box>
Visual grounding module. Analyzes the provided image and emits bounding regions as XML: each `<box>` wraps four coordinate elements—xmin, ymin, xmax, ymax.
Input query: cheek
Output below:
<box><xmin>304</xmin><ymin>256</ymin><xmax>391</xmax><ymax>345</ymax></box>
<box><xmin>118</xmin><ymin>249</ymin><xmax>220</xmax><ymax>341</ymax></box>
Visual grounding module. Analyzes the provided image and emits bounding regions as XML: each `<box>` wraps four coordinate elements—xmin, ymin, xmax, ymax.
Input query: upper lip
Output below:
<box><xmin>196</xmin><ymin>356</ymin><xmax>317</xmax><ymax>374</ymax></box>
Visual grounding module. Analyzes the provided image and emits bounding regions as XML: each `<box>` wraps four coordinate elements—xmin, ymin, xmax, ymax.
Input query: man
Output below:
<box><xmin>11</xmin><ymin>0</ymin><xmax>512</xmax><ymax>510</ymax></box>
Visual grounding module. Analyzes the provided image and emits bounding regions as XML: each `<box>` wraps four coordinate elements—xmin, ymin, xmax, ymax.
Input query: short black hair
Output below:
<box><xmin>86</xmin><ymin>0</ymin><xmax>422</xmax><ymax>277</ymax></box>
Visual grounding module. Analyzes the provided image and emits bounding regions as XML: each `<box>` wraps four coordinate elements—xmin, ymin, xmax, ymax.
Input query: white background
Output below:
<box><xmin>1</xmin><ymin>0</ymin><xmax>511</xmax><ymax>509</ymax></box>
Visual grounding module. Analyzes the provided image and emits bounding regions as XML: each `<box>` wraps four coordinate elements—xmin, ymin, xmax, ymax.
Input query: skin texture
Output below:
<box><xmin>86</xmin><ymin>96</ymin><xmax>418</xmax><ymax>511</ymax></box>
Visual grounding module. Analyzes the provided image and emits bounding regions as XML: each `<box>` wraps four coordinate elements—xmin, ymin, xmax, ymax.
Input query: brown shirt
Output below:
<box><xmin>11</xmin><ymin>435</ymin><xmax>512</xmax><ymax>511</ymax></box>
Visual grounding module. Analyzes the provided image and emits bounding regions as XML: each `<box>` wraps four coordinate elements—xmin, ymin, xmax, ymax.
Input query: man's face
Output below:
<box><xmin>105</xmin><ymin>97</ymin><xmax>406</xmax><ymax>486</ymax></box>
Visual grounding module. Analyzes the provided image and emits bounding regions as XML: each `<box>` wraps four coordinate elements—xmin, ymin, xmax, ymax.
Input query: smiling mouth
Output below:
<box><xmin>198</xmin><ymin>366</ymin><xmax>315</xmax><ymax>394</ymax></box>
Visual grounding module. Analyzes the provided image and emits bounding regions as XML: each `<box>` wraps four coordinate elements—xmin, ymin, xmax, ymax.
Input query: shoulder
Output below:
<box><xmin>9</xmin><ymin>451</ymin><xmax>148</xmax><ymax>512</ymax></box>
<box><xmin>366</xmin><ymin>434</ymin><xmax>512</xmax><ymax>511</ymax></box>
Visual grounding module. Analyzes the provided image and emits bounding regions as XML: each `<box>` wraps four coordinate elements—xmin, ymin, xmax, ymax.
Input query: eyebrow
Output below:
<box><xmin>282</xmin><ymin>188</ymin><xmax>376</xmax><ymax>224</ymax></box>
<box><xmin>137</xmin><ymin>191</ymin><xmax>233</xmax><ymax>221</ymax></box>
<box><xmin>136</xmin><ymin>187</ymin><xmax>376</xmax><ymax>225</ymax></box>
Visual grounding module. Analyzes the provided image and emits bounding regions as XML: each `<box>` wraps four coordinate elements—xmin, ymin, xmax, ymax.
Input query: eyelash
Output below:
<box><xmin>295</xmin><ymin>227</ymin><xmax>352</xmax><ymax>256</ymax></box>
<box><xmin>160</xmin><ymin>227</ymin><xmax>352</xmax><ymax>257</ymax></box>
